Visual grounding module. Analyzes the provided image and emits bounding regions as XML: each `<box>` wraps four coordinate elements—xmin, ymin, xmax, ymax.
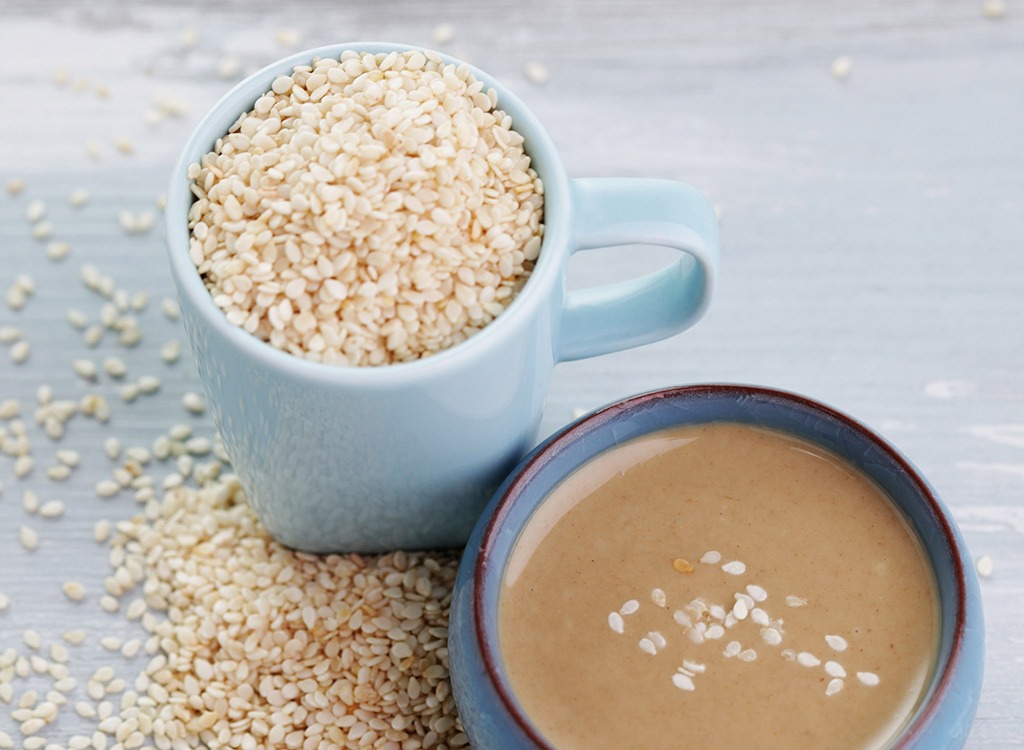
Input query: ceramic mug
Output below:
<box><xmin>165</xmin><ymin>42</ymin><xmax>719</xmax><ymax>552</ymax></box>
<box><xmin>449</xmin><ymin>384</ymin><xmax>985</xmax><ymax>749</ymax></box>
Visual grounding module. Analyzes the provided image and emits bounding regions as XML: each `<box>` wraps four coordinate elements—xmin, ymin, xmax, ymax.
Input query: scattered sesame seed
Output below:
<box><xmin>160</xmin><ymin>297</ymin><xmax>181</xmax><ymax>320</ymax></box>
<box><xmin>705</xmin><ymin>624</ymin><xmax>725</xmax><ymax>640</ymax></box>
<box><xmin>700</xmin><ymin>550</ymin><xmax>721</xmax><ymax>564</ymax></box>
<box><xmin>19</xmin><ymin>525</ymin><xmax>39</xmax><ymax>551</ymax></box>
<box><xmin>672</xmin><ymin>558</ymin><xmax>694</xmax><ymax>573</ymax></box>
<box><xmin>95</xmin><ymin>479</ymin><xmax>121</xmax><ymax>499</ymax></box>
<box><xmin>0</xmin><ymin>326</ymin><xmax>22</xmax><ymax>343</ymax></box>
<box><xmin>760</xmin><ymin>627</ymin><xmax>783</xmax><ymax>646</ymax></box>
<box><xmin>721</xmin><ymin>560</ymin><xmax>746</xmax><ymax>575</ymax></box>
<box><xmin>39</xmin><ymin>500</ymin><xmax>65</xmax><ymax>518</ymax></box>
<box><xmin>216</xmin><ymin>55</ymin><xmax>242</xmax><ymax>79</ymax></box>
<box><xmin>5</xmin><ymin>178</ymin><xmax>26</xmax><ymax>195</ymax></box>
<box><xmin>63</xmin><ymin>630</ymin><xmax>86</xmax><ymax>645</ymax></box>
<box><xmin>825</xmin><ymin>661</ymin><xmax>847</xmax><ymax>678</ymax></box>
<box><xmin>59</xmin><ymin>581</ymin><xmax>86</xmax><ymax>604</ymax></box>
<box><xmin>103</xmin><ymin>356</ymin><xmax>127</xmax><ymax>378</ymax></box>
<box><xmin>786</xmin><ymin>595</ymin><xmax>807</xmax><ymax>607</ymax></box>
<box><xmin>671</xmin><ymin>673</ymin><xmax>695</xmax><ymax>691</ymax></box>
<box><xmin>431</xmin><ymin>23</ymin><xmax>456</xmax><ymax>44</ymax></box>
<box><xmin>856</xmin><ymin>671</ymin><xmax>880</xmax><ymax>687</ymax></box>
<box><xmin>732</xmin><ymin>599</ymin><xmax>749</xmax><ymax>620</ymax></box>
<box><xmin>120</xmin><ymin>384</ymin><xmax>140</xmax><ymax>402</ymax></box>
<box><xmin>830</xmin><ymin>55</ymin><xmax>854</xmax><ymax>81</ymax></box>
<box><xmin>85</xmin><ymin>138</ymin><xmax>102</xmax><ymax>159</ymax></box>
<box><xmin>0</xmin><ymin>399</ymin><xmax>19</xmax><ymax>419</ymax></box>
<box><xmin>825</xmin><ymin>678</ymin><xmax>844</xmax><ymax>696</ymax></box>
<box><xmin>638</xmin><ymin>638</ymin><xmax>657</xmax><ymax>655</ymax></box>
<box><xmin>650</xmin><ymin>588</ymin><xmax>667</xmax><ymax>608</ymax></box>
<box><xmin>523</xmin><ymin>61</ymin><xmax>550</xmax><ymax>86</ymax></box>
<box><xmin>982</xmin><ymin>0</ymin><xmax>1006</xmax><ymax>18</ymax></box>
<box><xmin>976</xmin><ymin>555</ymin><xmax>994</xmax><ymax>578</ymax></box>
<box><xmin>46</xmin><ymin>240</ymin><xmax>72</xmax><ymax>261</ymax></box>
<box><xmin>682</xmin><ymin>660</ymin><xmax>706</xmax><ymax>674</ymax></box>
<box><xmin>275</xmin><ymin>27</ymin><xmax>302</xmax><ymax>47</ymax></box>
<box><xmin>825</xmin><ymin>634</ymin><xmax>848</xmax><ymax>652</ymax></box>
<box><xmin>99</xmin><ymin>595</ymin><xmax>119</xmax><ymax>613</ymax></box>
<box><xmin>46</xmin><ymin>465</ymin><xmax>72</xmax><ymax>481</ymax></box>
<box><xmin>619</xmin><ymin>599</ymin><xmax>640</xmax><ymax>616</ymax></box>
<box><xmin>746</xmin><ymin>584</ymin><xmax>768</xmax><ymax>602</ymax></box>
<box><xmin>797</xmin><ymin>652</ymin><xmax>821</xmax><ymax>668</ymax></box>
<box><xmin>26</xmin><ymin>200</ymin><xmax>46</xmax><ymax>222</ymax></box>
<box><xmin>84</xmin><ymin>325</ymin><xmax>103</xmax><ymax>347</ymax></box>
<box><xmin>93</xmin><ymin>519</ymin><xmax>112</xmax><ymax>542</ymax></box>
<box><xmin>100</xmin><ymin>637</ymin><xmax>122</xmax><ymax>652</ymax></box>
<box><xmin>159</xmin><ymin>339</ymin><xmax>181</xmax><ymax>363</ymax></box>
<box><xmin>31</xmin><ymin>221</ymin><xmax>54</xmax><ymax>240</ymax></box>
<box><xmin>137</xmin><ymin>375</ymin><xmax>162</xmax><ymax>394</ymax></box>
<box><xmin>181</xmin><ymin>391</ymin><xmax>205</xmax><ymax>414</ymax></box>
<box><xmin>23</xmin><ymin>629</ymin><xmax>42</xmax><ymax>650</ymax></box>
<box><xmin>0</xmin><ymin>592</ymin><xmax>8</xmax><ymax>611</ymax></box>
<box><xmin>73</xmin><ymin>358</ymin><xmax>99</xmax><ymax>381</ymax></box>
<box><xmin>113</xmin><ymin>136</ymin><xmax>135</xmax><ymax>154</ymax></box>
<box><xmin>648</xmin><ymin>631</ymin><xmax>667</xmax><ymax>649</ymax></box>
<box><xmin>10</xmin><ymin>340</ymin><xmax>31</xmax><ymax>364</ymax></box>
<box><xmin>14</xmin><ymin>455</ymin><xmax>33</xmax><ymax>477</ymax></box>
<box><xmin>738</xmin><ymin>648</ymin><xmax>758</xmax><ymax>662</ymax></box>
<box><xmin>103</xmin><ymin>437</ymin><xmax>121</xmax><ymax>460</ymax></box>
<box><xmin>68</xmin><ymin>188</ymin><xmax>91</xmax><ymax>208</ymax></box>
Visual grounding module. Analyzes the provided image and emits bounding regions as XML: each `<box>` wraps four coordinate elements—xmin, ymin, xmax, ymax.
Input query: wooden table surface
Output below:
<box><xmin>1</xmin><ymin>1</ymin><xmax>1022</xmax><ymax>747</ymax></box>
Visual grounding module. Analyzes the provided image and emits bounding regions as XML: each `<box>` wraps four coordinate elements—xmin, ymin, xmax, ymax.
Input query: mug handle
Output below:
<box><xmin>557</xmin><ymin>178</ymin><xmax>720</xmax><ymax>362</ymax></box>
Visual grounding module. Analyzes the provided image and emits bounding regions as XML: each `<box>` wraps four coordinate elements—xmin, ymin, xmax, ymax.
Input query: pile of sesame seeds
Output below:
<box><xmin>187</xmin><ymin>49</ymin><xmax>545</xmax><ymax>367</ymax></box>
<box><xmin>606</xmin><ymin>551</ymin><xmax>880</xmax><ymax>697</ymax></box>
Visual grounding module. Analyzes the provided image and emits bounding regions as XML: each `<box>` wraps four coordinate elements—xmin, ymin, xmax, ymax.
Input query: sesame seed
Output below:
<box><xmin>95</xmin><ymin>480</ymin><xmax>121</xmax><ymax>498</ymax></box>
<box><xmin>732</xmin><ymin>599</ymin><xmax>749</xmax><ymax>620</ymax></box>
<box><xmin>216</xmin><ymin>55</ymin><xmax>242</xmax><ymax>79</ymax></box>
<box><xmin>63</xmin><ymin>630</ymin><xmax>86</xmax><ymax>645</ymax></box>
<box><xmin>10</xmin><ymin>341</ymin><xmax>30</xmax><ymax>364</ymax></box>
<box><xmin>93</xmin><ymin>519</ymin><xmax>112</xmax><ymax>542</ymax></box>
<box><xmin>39</xmin><ymin>500</ymin><xmax>65</xmax><ymax>518</ymax></box>
<box><xmin>830</xmin><ymin>55</ymin><xmax>854</xmax><ymax>81</ymax></box>
<box><xmin>982</xmin><ymin>0</ymin><xmax>1006</xmax><ymax>18</ymax></box>
<box><xmin>746</xmin><ymin>584</ymin><xmax>768</xmax><ymax>602</ymax></box>
<box><xmin>976</xmin><ymin>555</ymin><xmax>994</xmax><ymax>578</ymax></box>
<box><xmin>114</xmin><ymin>137</ymin><xmax>135</xmax><ymax>154</ymax></box>
<box><xmin>159</xmin><ymin>339</ymin><xmax>181</xmax><ymax>363</ymax></box>
<box><xmin>137</xmin><ymin>376</ymin><xmax>161</xmax><ymax>394</ymax></box>
<box><xmin>825</xmin><ymin>678</ymin><xmax>844</xmax><ymax>696</ymax></box>
<box><xmin>57</xmin><ymin>449</ymin><xmax>80</xmax><ymax>467</ymax></box>
<box><xmin>721</xmin><ymin>560</ymin><xmax>746</xmax><ymax>575</ymax></box>
<box><xmin>825</xmin><ymin>661</ymin><xmax>847</xmax><ymax>678</ymax></box>
<box><xmin>99</xmin><ymin>595</ymin><xmax>119</xmax><ymax>613</ymax></box>
<box><xmin>648</xmin><ymin>631</ymin><xmax>667</xmax><ymax>649</ymax></box>
<box><xmin>671</xmin><ymin>673</ymin><xmax>695</xmax><ymax>691</ymax></box>
<box><xmin>62</xmin><ymin>581</ymin><xmax>85</xmax><ymax>601</ymax></box>
<box><xmin>0</xmin><ymin>592</ymin><xmax>8</xmax><ymax>611</ymax></box>
<box><xmin>181</xmin><ymin>392</ymin><xmax>205</xmax><ymax>414</ymax></box>
<box><xmin>825</xmin><ymin>634</ymin><xmax>848</xmax><ymax>652</ymax></box>
<box><xmin>856</xmin><ymin>671</ymin><xmax>880</xmax><ymax>687</ymax></box>
<box><xmin>23</xmin><ymin>629</ymin><xmax>42</xmax><ymax>650</ymax></box>
<box><xmin>69</xmin><ymin>188</ymin><xmax>91</xmax><ymax>208</ymax></box>
<box><xmin>26</xmin><ymin>200</ymin><xmax>46</xmax><ymax>222</ymax></box>
<box><xmin>738</xmin><ymin>648</ymin><xmax>758</xmax><ymax>662</ymax></box>
<box><xmin>22</xmin><ymin>490</ymin><xmax>39</xmax><ymax>513</ymax></box>
<box><xmin>432</xmin><ymin>23</ymin><xmax>456</xmax><ymax>44</ymax></box>
<box><xmin>103</xmin><ymin>357</ymin><xmax>127</xmax><ymax>378</ymax></box>
<box><xmin>700</xmin><ymin>550</ymin><xmax>721</xmax><ymax>564</ymax></box>
<box><xmin>274</xmin><ymin>27</ymin><xmax>302</xmax><ymax>46</ymax></box>
<box><xmin>523</xmin><ymin>61</ymin><xmax>550</xmax><ymax>86</ymax></box>
<box><xmin>619</xmin><ymin>599</ymin><xmax>640</xmax><ymax>616</ymax></box>
<box><xmin>19</xmin><ymin>525</ymin><xmax>39</xmax><ymax>551</ymax></box>
<box><xmin>785</xmin><ymin>595</ymin><xmax>807</xmax><ymax>607</ymax></box>
<box><xmin>760</xmin><ymin>627</ymin><xmax>783</xmax><ymax>646</ymax></box>
<box><xmin>672</xmin><ymin>558</ymin><xmax>694</xmax><ymax>573</ymax></box>
<box><xmin>160</xmin><ymin>298</ymin><xmax>180</xmax><ymax>320</ymax></box>
<box><xmin>5</xmin><ymin>177</ymin><xmax>26</xmax><ymax>195</ymax></box>
<box><xmin>705</xmin><ymin>624</ymin><xmax>725</xmax><ymax>640</ymax></box>
<box><xmin>0</xmin><ymin>326</ymin><xmax>22</xmax><ymax>344</ymax></box>
<box><xmin>607</xmin><ymin>612</ymin><xmax>624</xmax><ymax>633</ymax></box>
<box><xmin>638</xmin><ymin>638</ymin><xmax>657</xmax><ymax>655</ymax></box>
<box><xmin>797</xmin><ymin>652</ymin><xmax>821</xmax><ymax>668</ymax></box>
<box><xmin>46</xmin><ymin>465</ymin><xmax>72</xmax><ymax>481</ymax></box>
<box><xmin>46</xmin><ymin>241</ymin><xmax>71</xmax><ymax>261</ymax></box>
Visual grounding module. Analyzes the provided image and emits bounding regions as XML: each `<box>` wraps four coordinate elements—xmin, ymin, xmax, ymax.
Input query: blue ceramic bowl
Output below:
<box><xmin>449</xmin><ymin>384</ymin><xmax>984</xmax><ymax>749</ymax></box>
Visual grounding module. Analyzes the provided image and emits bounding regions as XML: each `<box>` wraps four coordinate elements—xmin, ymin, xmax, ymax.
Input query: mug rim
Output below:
<box><xmin>472</xmin><ymin>383</ymin><xmax>970</xmax><ymax>749</ymax></box>
<box><xmin>165</xmin><ymin>41</ymin><xmax>570</xmax><ymax>386</ymax></box>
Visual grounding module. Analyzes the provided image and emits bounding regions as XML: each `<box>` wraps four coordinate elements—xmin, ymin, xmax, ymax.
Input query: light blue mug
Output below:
<box><xmin>165</xmin><ymin>42</ymin><xmax>720</xmax><ymax>552</ymax></box>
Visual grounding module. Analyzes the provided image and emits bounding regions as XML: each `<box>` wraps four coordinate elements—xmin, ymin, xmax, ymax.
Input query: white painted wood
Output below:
<box><xmin>1</xmin><ymin>1</ymin><xmax>1021</xmax><ymax>745</ymax></box>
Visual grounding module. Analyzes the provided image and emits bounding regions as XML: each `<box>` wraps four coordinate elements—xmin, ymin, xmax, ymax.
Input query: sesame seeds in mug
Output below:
<box><xmin>188</xmin><ymin>49</ymin><xmax>544</xmax><ymax>367</ymax></box>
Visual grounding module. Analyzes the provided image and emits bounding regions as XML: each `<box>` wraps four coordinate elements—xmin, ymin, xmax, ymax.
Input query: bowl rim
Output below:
<box><xmin>472</xmin><ymin>382</ymin><xmax>968</xmax><ymax>749</ymax></box>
